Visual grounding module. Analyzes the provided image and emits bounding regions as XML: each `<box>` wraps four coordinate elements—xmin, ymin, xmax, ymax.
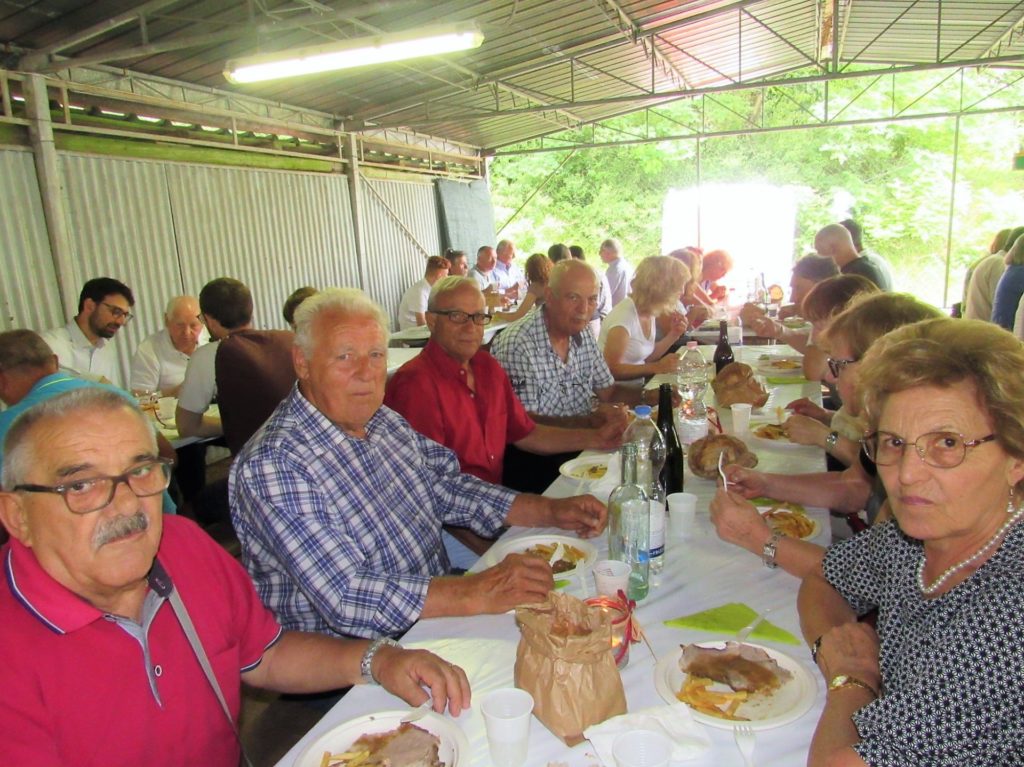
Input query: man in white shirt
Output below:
<box><xmin>40</xmin><ymin>277</ymin><xmax>134</xmax><ymax>389</ymax></box>
<box><xmin>469</xmin><ymin>245</ymin><xmax>499</xmax><ymax>292</ymax></box>
<box><xmin>600</xmin><ymin>238</ymin><xmax>633</xmax><ymax>307</ymax></box>
<box><xmin>129</xmin><ymin>296</ymin><xmax>207</xmax><ymax>396</ymax></box>
<box><xmin>398</xmin><ymin>256</ymin><xmax>450</xmax><ymax>330</ymax></box>
<box><xmin>493</xmin><ymin>239</ymin><xmax>525</xmax><ymax>297</ymax></box>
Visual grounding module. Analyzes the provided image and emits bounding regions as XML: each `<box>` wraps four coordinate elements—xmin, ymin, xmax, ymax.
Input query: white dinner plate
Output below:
<box><xmin>757</xmin><ymin>507</ymin><xmax>822</xmax><ymax>541</ymax></box>
<box><xmin>476</xmin><ymin>533</ymin><xmax>599</xmax><ymax>578</ymax></box>
<box><xmin>559</xmin><ymin>455</ymin><xmax>612</xmax><ymax>484</ymax></box>
<box><xmin>747</xmin><ymin>425</ymin><xmax>817</xmax><ymax>451</ymax></box>
<box><xmin>294</xmin><ymin>710</ymin><xmax>469</xmax><ymax>767</ymax></box>
<box><xmin>755</xmin><ymin>356</ymin><xmax>803</xmax><ymax>376</ymax></box>
<box><xmin>654</xmin><ymin>642</ymin><xmax>817</xmax><ymax>730</ymax></box>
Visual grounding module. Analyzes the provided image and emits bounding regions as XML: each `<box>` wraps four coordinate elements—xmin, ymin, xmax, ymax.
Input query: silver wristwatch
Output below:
<box><xmin>824</xmin><ymin>431</ymin><xmax>840</xmax><ymax>452</ymax></box>
<box><xmin>360</xmin><ymin>637</ymin><xmax>400</xmax><ymax>684</ymax></box>
<box><xmin>762</xmin><ymin>532</ymin><xmax>782</xmax><ymax>569</ymax></box>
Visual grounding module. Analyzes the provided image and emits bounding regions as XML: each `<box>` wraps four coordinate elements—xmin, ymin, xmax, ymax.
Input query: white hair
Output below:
<box><xmin>428</xmin><ymin>276</ymin><xmax>480</xmax><ymax>311</ymax></box>
<box><xmin>293</xmin><ymin>287</ymin><xmax>390</xmax><ymax>358</ymax></box>
<box><xmin>2</xmin><ymin>388</ymin><xmax>152</xmax><ymax>490</ymax></box>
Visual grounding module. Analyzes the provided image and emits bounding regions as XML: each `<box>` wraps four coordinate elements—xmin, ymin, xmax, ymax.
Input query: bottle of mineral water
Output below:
<box><xmin>608</xmin><ymin>443</ymin><xmax>650</xmax><ymax>600</ymax></box>
<box><xmin>678</xmin><ymin>341</ymin><xmax>710</xmax><ymax>446</ymax></box>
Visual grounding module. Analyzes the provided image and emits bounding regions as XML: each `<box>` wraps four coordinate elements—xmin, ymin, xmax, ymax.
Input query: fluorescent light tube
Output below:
<box><xmin>225</xmin><ymin>22</ymin><xmax>484</xmax><ymax>84</ymax></box>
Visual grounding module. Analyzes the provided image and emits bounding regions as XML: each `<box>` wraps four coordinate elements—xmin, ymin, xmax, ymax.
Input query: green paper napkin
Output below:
<box><xmin>664</xmin><ymin>602</ymin><xmax>801</xmax><ymax>645</ymax></box>
<box><xmin>766</xmin><ymin>375</ymin><xmax>810</xmax><ymax>385</ymax></box>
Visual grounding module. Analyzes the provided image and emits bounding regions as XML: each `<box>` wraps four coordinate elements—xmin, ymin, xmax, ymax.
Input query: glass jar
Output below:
<box><xmin>585</xmin><ymin>596</ymin><xmax>632</xmax><ymax>669</ymax></box>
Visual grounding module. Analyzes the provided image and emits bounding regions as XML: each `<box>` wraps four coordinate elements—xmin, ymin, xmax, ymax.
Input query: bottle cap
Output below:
<box><xmin>634</xmin><ymin>405</ymin><xmax>652</xmax><ymax>417</ymax></box>
<box><xmin>686</xmin><ymin>341</ymin><xmax>698</xmax><ymax>349</ymax></box>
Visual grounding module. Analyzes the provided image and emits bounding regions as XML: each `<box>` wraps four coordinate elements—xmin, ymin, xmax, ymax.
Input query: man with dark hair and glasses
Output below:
<box><xmin>0</xmin><ymin>387</ymin><xmax>470</xmax><ymax>765</ymax></box>
<box><xmin>40</xmin><ymin>276</ymin><xmax>135</xmax><ymax>389</ymax></box>
<box><xmin>385</xmin><ymin>278</ymin><xmax>623</xmax><ymax>553</ymax></box>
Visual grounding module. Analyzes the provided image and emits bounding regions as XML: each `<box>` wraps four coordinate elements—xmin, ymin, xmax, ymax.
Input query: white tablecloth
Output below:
<box><xmin>274</xmin><ymin>346</ymin><xmax>828</xmax><ymax>767</ymax></box>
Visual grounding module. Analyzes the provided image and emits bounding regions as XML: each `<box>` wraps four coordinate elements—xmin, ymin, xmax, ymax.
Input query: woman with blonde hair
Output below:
<box><xmin>599</xmin><ymin>256</ymin><xmax>689</xmax><ymax>381</ymax></box>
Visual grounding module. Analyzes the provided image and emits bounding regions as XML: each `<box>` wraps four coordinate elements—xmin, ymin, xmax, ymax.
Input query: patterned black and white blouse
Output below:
<box><xmin>822</xmin><ymin>519</ymin><xmax>1024</xmax><ymax>766</ymax></box>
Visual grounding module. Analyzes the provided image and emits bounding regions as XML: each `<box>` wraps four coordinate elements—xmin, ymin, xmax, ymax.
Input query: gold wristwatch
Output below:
<box><xmin>828</xmin><ymin>674</ymin><xmax>878</xmax><ymax>698</ymax></box>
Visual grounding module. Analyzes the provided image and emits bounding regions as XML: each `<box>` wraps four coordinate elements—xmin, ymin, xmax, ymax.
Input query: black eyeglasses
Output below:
<box><xmin>862</xmin><ymin>431</ymin><xmax>996</xmax><ymax>469</ymax></box>
<box><xmin>826</xmin><ymin>356</ymin><xmax>857</xmax><ymax>378</ymax></box>
<box><xmin>430</xmin><ymin>309</ymin><xmax>493</xmax><ymax>326</ymax></box>
<box><xmin>13</xmin><ymin>459</ymin><xmax>173</xmax><ymax>515</ymax></box>
<box><xmin>102</xmin><ymin>302</ymin><xmax>134</xmax><ymax>323</ymax></box>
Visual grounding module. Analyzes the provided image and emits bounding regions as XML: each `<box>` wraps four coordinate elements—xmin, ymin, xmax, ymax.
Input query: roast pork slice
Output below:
<box><xmin>353</xmin><ymin>722</ymin><xmax>444</xmax><ymax>767</ymax></box>
<box><xmin>680</xmin><ymin>641</ymin><xmax>792</xmax><ymax>694</ymax></box>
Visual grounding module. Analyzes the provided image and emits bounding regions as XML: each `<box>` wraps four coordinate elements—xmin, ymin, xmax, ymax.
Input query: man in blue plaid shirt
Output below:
<box><xmin>230</xmin><ymin>288</ymin><xmax>607</xmax><ymax>639</ymax></box>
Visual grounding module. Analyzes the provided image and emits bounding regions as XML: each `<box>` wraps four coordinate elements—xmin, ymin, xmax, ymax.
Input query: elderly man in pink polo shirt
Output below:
<box><xmin>0</xmin><ymin>387</ymin><xmax>468</xmax><ymax>766</ymax></box>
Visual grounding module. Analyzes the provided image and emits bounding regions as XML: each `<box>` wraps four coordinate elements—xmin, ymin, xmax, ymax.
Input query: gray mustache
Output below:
<box><xmin>93</xmin><ymin>511</ymin><xmax>150</xmax><ymax>549</ymax></box>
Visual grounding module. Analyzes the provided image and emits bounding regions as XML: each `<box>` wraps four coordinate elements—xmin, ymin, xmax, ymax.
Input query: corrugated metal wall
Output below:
<box><xmin>361</xmin><ymin>176</ymin><xmax>442</xmax><ymax>324</ymax></box>
<box><xmin>0</xmin><ymin>148</ymin><xmax>63</xmax><ymax>332</ymax></box>
<box><xmin>61</xmin><ymin>154</ymin><xmax>184</xmax><ymax>380</ymax></box>
<box><xmin>166</xmin><ymin>163</ymin><xmax>359</xmax><ymax>330</ymax></box>
<box><xmin>2</xmin><ymin>147</ymin><xmax>445</xmax><ymax>386</ymax></box>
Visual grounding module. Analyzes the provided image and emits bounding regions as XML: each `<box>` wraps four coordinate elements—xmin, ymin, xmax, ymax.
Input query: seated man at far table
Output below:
<box><xmin>491</xmin><ymin>259</ymin><xmax>639</xmax><ymax>491</ymax></box>
<box><xmin>385</xmin><ymin>277</ymin><xmax>624</xmax><ymax>552</ymax></box>
<box><xmin>0</xmin><ymin>388</ymin><xmax>470</xmax><ymax>767</ymax></box>
<box><xmin>230</xmin><ymin>288</ymin><xmax>607</xmax><ymax>640</ymax></box>
<box><xmin>129</xmin><ymin>295</ymin><xmax>208</xmax><ymax>397</ymax></box>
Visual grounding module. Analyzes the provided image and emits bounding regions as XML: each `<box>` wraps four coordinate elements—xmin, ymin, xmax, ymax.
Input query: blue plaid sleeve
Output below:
<box><xmin>231</xmin><ymin>447</ymin><xmax>434</xmax><ymax>638</ymax></box>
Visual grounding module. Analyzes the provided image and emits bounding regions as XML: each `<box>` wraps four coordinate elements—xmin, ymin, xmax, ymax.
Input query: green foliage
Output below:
<box><xmin>491</xmin><ymin>69</ymin><xmax>1024</xmax><ymax>307</ymax></box>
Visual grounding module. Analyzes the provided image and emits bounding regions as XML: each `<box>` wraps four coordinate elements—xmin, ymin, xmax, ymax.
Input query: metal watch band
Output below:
<box><xmin>360</xmin><ymin>637</ymin><xmax>400</xmax><ymax>685</ymax></box>
<box><xmin>828</xmin><ymin>674</ymin><xmax>879</xmax><ymax>698</ymax></box>
<box><xmin>810</xmin><ymin>635</ymin><xmax>823</xmax><ymax>664</ymax></box>
<box><xmin>824</xmin><ymin>430</ymin><xmax>840</xmax><ymax>452</ymax></box>
<box><xmin>761</xmin><ymin>532</ymin><xmax>782</xmax><ymax>569</ymax></box>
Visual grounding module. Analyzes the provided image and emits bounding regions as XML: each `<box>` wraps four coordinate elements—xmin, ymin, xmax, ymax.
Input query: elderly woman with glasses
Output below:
<box><xmin>709</xmin><ymin>293</ymin><xmax>942</xmax><ymax>579</ymax></box>
<box><xmin>800</xmin><ymin>318</ymin><xmax>1024</xmax><ymax>766</ymax></box>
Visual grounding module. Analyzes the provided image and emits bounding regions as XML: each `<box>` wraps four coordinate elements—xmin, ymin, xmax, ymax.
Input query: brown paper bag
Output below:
<box><xmin>514</xmin><ymin>592</ymin><xmax>627</xmax><ymax>745</ymax></box>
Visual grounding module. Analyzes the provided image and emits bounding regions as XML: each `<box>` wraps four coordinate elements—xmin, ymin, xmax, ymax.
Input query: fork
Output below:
<box><xmin>734</xmin><ymin>723</ymin><xmax>756</xmax><ymax>767</ymax></box>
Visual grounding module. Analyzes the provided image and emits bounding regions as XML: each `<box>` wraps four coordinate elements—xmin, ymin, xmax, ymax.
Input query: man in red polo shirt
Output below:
<box><xmin>385</xmin><ymin>277</ymin><xmax>623</xmax><ymax>493</ymax></box>
<box><xmin>0</xmin><ymin>388</ymin><xmax>468</xmax><ymax>766</ymax></box>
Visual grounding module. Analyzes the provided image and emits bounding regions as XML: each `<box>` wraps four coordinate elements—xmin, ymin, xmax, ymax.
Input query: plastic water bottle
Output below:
<box><xmin>624</xmin><ymin>406</ymin><xmax>666</xmax><ymax>580</ymax></box>
<box><xmin>678</xmin><ymin>342</ymin><xmax>710</xmax><ymax>446</ymax></box>
<box><xmin>624</xmin><ymin>405</ymin><xmax>666</xmax><ymax>491</ymax></box>
<box><xmin>608</xmin><ymin>443</ymin><xmax>650</xmax><ymax>600</ymax></box>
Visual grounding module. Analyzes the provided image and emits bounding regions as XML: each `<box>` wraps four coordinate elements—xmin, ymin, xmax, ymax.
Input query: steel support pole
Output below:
<box><xmin>943</xmin><ymin>114</ymin><xmax>961</xmax><ymax>309</ymax></box>
<box><xmin>24</xmin><ymin>74</ymin><xmax>75</xmax><ymax>319</ymax></box>
<box><xmin>343</xmin><ymin>134</ymin><xmax>369</xmax><ymax>292</ymax></box>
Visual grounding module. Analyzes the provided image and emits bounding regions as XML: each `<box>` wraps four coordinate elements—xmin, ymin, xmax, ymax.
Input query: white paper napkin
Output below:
<box><xmin>584</xmin><ymin>703</ymin><xmax>712</xmax><ymax>765</ymax></box>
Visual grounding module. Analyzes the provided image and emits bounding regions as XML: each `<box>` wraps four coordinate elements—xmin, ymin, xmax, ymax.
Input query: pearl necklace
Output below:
<box><xmin>917</xmin><ymin>505</ymin><xmax>1024</xmax><ymax>595</ymax></box>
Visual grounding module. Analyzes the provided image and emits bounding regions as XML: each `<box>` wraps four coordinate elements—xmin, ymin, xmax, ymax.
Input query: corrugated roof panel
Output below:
<box><xmin>2</xmin><ymin>0</ymin><xmax>1023</xmax><ymax>150</ymax></box>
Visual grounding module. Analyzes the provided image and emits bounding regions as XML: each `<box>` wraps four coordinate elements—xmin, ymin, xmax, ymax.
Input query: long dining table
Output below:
<box><xmin>274</xmin><ymin>345</ymin><xmax>829</xmax><ymax>767</ymax></box>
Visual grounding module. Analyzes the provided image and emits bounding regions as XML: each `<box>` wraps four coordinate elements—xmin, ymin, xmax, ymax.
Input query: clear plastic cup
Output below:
<box><xmin>612</xmin><ymin>730</ymin><xmax>672</xmax><ymax>767</ymax></box>
<box><xmin>667</xmin><ymin>492</ymin><xmax>698</xmax><ymax>538</ymax></box>
<box><xmin>730</xmin><ymin>403</ymin><xmax>753</xmax><ymax>433</ymax></box>
<box><xmin>481</xmin><ymin>688</ymin><xmax>534</xmax><ymax>767</ymax></box>
<box><xmin>592</xmin><ymin>559</ymin><xmax>631</xmax><ymax>598</ymax></box>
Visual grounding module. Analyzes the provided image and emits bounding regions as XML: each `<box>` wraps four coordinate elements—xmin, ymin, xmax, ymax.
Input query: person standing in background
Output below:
<box><xmin>600</xmin><ymin>238</ymin><xmax>633</xmax><ymax>307</ymax></box>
